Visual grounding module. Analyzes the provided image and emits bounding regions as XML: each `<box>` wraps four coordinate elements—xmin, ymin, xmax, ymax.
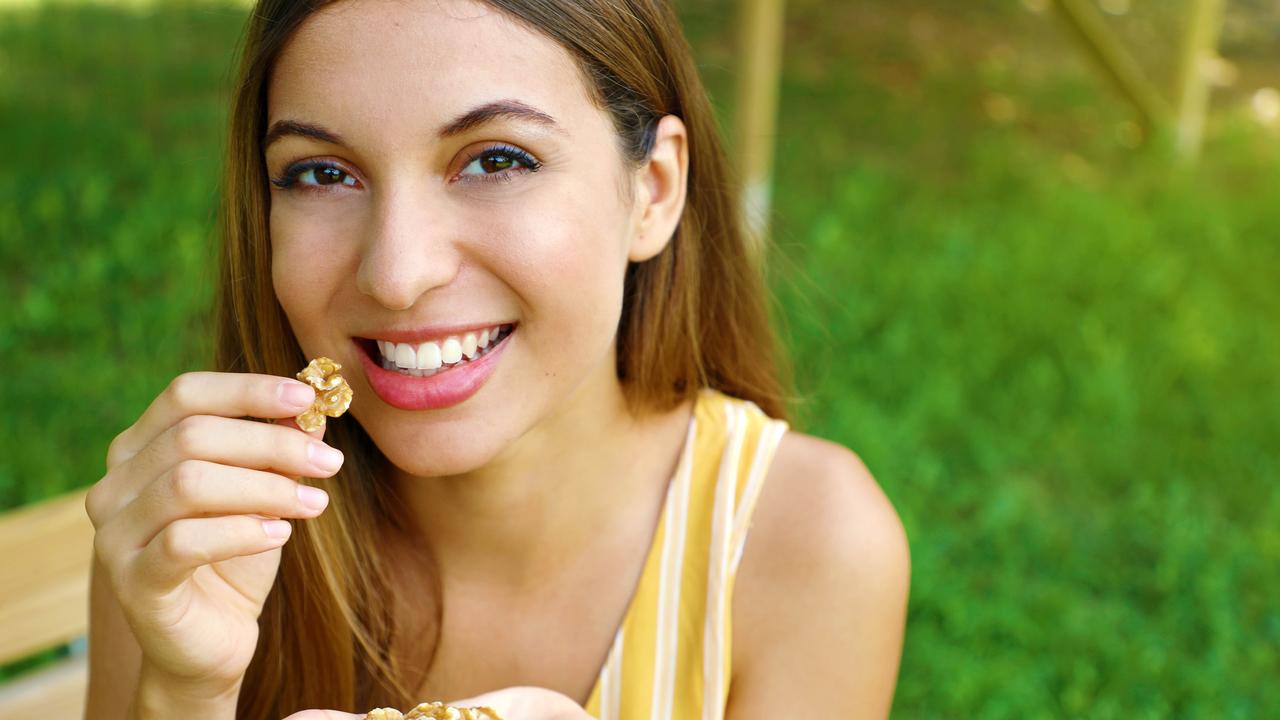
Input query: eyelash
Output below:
<box><xmin>268</xmin><ymin>144</ymin><xmax>543</xmax><ymax>192</ymax></box>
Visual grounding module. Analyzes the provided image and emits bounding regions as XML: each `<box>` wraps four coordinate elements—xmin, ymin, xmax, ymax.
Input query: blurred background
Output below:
<box><xmin>1</xmin><ymin>0</ymin><xmax>1277</xmax><ymax>716</ymax></box>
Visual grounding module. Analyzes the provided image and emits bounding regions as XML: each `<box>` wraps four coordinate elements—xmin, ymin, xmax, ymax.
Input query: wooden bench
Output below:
<box><xmin>0</xmin><ymin>488</ymin><xmax>94</xmax><ymax>719</ymax></box>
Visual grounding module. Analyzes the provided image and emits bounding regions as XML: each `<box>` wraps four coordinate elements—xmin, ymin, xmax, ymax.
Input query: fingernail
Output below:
<box><xmin>297</xmin><ymin>485</ymin><xmax>330</xmax><ymax>511</ymax></box>
<box><xmin>263</xmin><ymin>519</ymin><xmax>292</xmax><ymax>539</ymax></box>
<box><xmin>278</xmin><ymin>381</ymin><xmax>315</xmax><ymax>410</ymax></box>
<box><xmin>308</xmin><ymin>441</ymin><xmax>344</xmax><ymax>472</ymax></box>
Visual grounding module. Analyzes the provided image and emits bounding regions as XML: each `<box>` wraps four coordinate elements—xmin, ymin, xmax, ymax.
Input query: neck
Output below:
<box><xmin>389</xmin><ymin>358</ymin><xmax>692</xmax><ymax>597</ymax></box>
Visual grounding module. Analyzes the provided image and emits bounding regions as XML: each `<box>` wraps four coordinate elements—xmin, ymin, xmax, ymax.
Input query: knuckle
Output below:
<box><xmin>168</xmin><ymin>460</ymin><xmax>207</xmax><ymax>507</ymax></box>
<box><xmin>172</xmin><ymin>415</ymin><xmax>208</xmax><ymax>456</ymax></box>
<box><xmin>167</xmin><ymin>372</ymin><xmax>202</xmax><ymax>411</ymax></box>
<box><xmin>158</xmin><ymin>520</ymin><xmax>206</xmax><ymax>566</ymax></box>
<box><xmin>105</xmin><ymin>430</ymin><xmax>131</xmax><ymax>469</ymax></box>
<box><xmin>84</xmin><ymin>482</ymin><xmax>104</xmax><ymax>527</ymax></box>
<box><xmin>85</xmin><ymin>469</ymin><xmax>125</xmax><ymax>528</ymax></box>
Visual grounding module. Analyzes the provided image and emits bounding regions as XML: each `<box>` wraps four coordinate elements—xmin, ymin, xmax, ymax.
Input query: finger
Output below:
<box><xmin>280</xmin><ymin>711</ymin><xmax>363</xmax><ymax>720</ymax></box>
<box><xmin>147</xmin><ymin>415</ymin><xmax>344</xmax><ymax>478</ymax></box>
<box><xmin>130</xmin><ymin>514</ymin><xmax>293</xmax><ymax>593</ymax></box>
<box><xmin>442</xmin><ymin>691</ymin><xmax>516</xmax><ymax>717</ymax></box>
<box><xmin>271</xmin><ymin>414</ymin><xmax>329</xmax><ymax>444</ymax></box>
<box><xmin>109</xmin><ymin>371</ymin><xmax>317</xmax><ymax>468</ymax></box>
<box><xmin>109</xmin><ymin>459</ymin><xmax>329</xmax><ymax>550</ymax></box>
<box><xmin>91</xmin><ymin>416</ymin><xmax>343</xmax><ymax>524</ymax></box>
<box><xmin>446</xmin><ymin>687</ymin><xmax>584</xmax><ymax>718</ymax></box>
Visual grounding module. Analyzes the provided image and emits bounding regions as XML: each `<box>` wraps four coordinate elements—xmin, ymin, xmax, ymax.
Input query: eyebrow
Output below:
<box><xmin>263</xmin><ymin>99</ymin><xmax>565</xmax><ymax>149</ymax></box>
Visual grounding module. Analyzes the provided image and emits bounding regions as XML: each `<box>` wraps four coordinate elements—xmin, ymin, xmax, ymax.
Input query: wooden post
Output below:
<box><xmin>734</xmin><ymin>0</ymin><xmax>787</xmax><ymax>256</ymax></box>
<box><xmin>1051</xmin><ymin>0</ymin><xmax>1172</xmax><ymax>138</ymax></box>
<box><xmin>1174</xmin><ymin>0</ymin><xmax>1227</xmax><ymax>163</ymax></box>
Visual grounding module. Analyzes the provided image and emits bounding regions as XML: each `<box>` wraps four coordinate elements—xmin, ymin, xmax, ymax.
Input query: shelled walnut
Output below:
<box><xmin>294</xmin><ymin>356</ymin><xmax>353</xmax><ymax>432</ymax></box>
<box><xmin>364</xmin><ymin>701</ymin><xmax>503</xmax><ymax>719</ymax></box>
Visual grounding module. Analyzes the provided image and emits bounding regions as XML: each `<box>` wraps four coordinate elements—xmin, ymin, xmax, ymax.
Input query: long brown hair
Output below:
<box><xmin>214</xmin><ymin>0</ymin><xmax>795</xmax><ymax>715</ymax></box>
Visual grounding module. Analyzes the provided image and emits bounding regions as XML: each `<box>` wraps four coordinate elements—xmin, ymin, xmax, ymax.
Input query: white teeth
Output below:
<box><xmin>394</xmin><ymin>342</ymin><xmax>416</xmax><ymax>368</ymax></box>
<box><xmin>374</xmin><ymin>324</ymin><xmax>513</xmax><ymax>375</ymax></box>
<box><xmin>441</xmin><ymin>337</ymin><xmax>463</xmax><ymax>364</ymax></box>
<box><xmin>416</xmin><ymin>341</ymin><xmax>442</xmax><ymax>369</ymax></box>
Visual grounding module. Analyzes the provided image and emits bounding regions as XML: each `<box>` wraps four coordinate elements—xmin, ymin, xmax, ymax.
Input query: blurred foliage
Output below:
<box><xmin>2</xmin><ymin>0</ymin><xmax>1278</xmax><ymax>716</ymax></box>
<box><xmin>0</xmin><ymin>2</ymin><xmax>227</xmax><ymax>505</ymax></box>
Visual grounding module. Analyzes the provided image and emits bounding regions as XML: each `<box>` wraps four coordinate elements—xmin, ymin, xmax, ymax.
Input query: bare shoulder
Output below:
<box><xmin>734</xmin><ymin>431</ymin><xmax>911</xmax><ymax>593</ymax></box>
<box><xmin>727</xmin><ymin>431</ymin><xmax>911</xmax><ymax>720</ymax></box>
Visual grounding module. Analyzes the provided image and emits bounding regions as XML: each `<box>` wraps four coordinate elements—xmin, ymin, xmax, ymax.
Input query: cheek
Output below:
<box><xmin>269</xmin><ymin>206</ymin><xmax>353</xmax><ymax>329</ymax></box>
<box><xmin>484</xmin><ymin>196</ymin><xmax>628</xmax><ymax>331</ymax></box>
<box><xmin>269</xmin><ymin>210</ymin><xmax>311</xmax><ymax>322</ymax></box>
<box><xmin>524</xmin><ymin>162</ymin><xmax>631</xmax><ymax>280</ymax></box>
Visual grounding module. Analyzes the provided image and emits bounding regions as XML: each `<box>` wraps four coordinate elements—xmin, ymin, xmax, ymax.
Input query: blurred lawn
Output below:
<box><xmin>2</xmin><ymin>0</ymin><xmax>1278</xmax><ymax>716</ymax></box>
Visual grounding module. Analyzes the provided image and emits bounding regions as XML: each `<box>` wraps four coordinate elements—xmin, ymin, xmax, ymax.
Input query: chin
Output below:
<box><xmin>358</xmin><ymin>411</ymin><xmax>519</xmax><ymax>478</ymax></box>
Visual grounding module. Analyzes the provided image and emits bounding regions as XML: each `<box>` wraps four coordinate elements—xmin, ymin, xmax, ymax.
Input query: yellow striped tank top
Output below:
<box><xmin>581</xmin><ymin>387</ymin><xmax>791</xmax><ymax>719</ymax></box>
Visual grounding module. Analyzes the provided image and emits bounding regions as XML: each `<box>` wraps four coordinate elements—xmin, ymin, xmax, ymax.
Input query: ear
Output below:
<box><xmin>627</xmin><ymin>114</ymin><xmax>689</xmax><ymax>263</ymax></box>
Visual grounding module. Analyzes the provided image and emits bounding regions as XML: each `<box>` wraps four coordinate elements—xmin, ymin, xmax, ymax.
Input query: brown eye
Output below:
<box><xmin>457</xmin><ymin>144</ymin><xmax>542</xmax><ymax>181</ymax></box>
<box><xmin>480</xmin><ymin>154</ymin><xmax>516</xmax><ymax>173</ymax></box>
<box><xmin>315</xmin><ymin>166</ymin><xmax>348</xmax><ymax>185</ymax></box>
<box><xmin>271</xmin><ymin>161</ymin><xmax>359</xmax><ymax>192</ymax></box>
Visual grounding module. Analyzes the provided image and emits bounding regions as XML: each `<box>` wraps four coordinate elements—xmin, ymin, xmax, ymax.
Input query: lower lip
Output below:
<box><xmin>354</xmin><ymin>328</ymin><xmax>514</xmax><ymax>411</ymax></box>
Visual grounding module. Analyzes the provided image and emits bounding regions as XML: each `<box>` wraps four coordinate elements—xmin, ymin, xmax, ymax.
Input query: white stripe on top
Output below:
<box><xmin>731</xmin><ymin>418</ymin><xmax>788</xmax><ymax>574</ymax></box>
<box><xmin>649</xmin><ymin>417</ymin><xmax>696</xmax><ymax>720</ymax></box>
<box><xmin>599</xmin><ymin>626</ymin><xmax>625</xmax><ymax>720</ymax></box>
<box><xmin>702</xmin><ymin>402</ymin><xmax>747</xmax><ymax>720</ymax></box>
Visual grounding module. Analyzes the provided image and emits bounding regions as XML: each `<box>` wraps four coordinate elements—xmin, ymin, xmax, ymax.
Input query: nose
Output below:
<box><xmin>355</xmin><ymin>183</ymin><xmax>461</xmax><ymax>310</ymax></box>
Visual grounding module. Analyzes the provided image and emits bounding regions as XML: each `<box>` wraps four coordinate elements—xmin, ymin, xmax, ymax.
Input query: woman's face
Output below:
<box><xmin>265</xmin><ymin>0</ymin><xmax>657</xmax><ymax>475</ymax></box>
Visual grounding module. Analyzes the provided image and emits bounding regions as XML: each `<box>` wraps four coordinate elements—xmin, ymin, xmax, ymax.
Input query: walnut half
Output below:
<box><xmin>294</xmin><ymin>356</ymin><xmax>353</xmax><ymax>432</ymax></box>
<box><xmin>364</xmin><ymin>701</ymin><xmax>503</xmax><ymax>720</ymax></box>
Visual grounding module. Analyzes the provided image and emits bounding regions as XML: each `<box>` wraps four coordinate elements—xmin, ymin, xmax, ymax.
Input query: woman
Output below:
<box><xmin>84</xmin><ymin>0</ymin><xmax>910</xmax><ymax>718</ymax></box>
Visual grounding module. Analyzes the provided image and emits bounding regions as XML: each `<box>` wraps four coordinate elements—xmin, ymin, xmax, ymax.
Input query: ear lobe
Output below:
<box><xmin>628</xmin><ymin>115</ymin><xmax>689</xmax><ymax>263</ymax></box>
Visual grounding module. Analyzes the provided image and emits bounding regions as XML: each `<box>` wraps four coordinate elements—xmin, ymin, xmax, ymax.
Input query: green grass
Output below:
<box><xmin>3</xmin><ymin>0</ymin><xmax>1278</xmax><ymax>716</ymax></box>
<box><xmin>0</xmin><ymin>1</ymin><xmax>229</xmax><ymax>506</ymax></box>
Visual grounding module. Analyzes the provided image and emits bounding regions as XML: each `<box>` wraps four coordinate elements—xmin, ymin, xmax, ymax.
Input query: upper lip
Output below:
<box><xmin>355</xmin><ymin>321</ymin><xmax>516</xmax><ymax>345</ymax></box>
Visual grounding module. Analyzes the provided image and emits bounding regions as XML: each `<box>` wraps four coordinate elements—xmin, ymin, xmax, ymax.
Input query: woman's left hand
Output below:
<box><xmin>282</xmin><ymin>685</ymin><xmax>593</xmax><ymax>720</ymax></box>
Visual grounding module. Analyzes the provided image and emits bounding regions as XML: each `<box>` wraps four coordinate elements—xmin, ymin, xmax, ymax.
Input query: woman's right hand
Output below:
<box><xmin>86</xmin><ymin>371</ymin><xmax>347</xmax><ymax>699</ymax></box>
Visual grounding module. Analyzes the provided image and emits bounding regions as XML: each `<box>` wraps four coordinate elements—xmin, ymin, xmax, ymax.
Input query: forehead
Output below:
<box><xmin>267</xmin><ymin>0</ymin><xmax>595</xmax><ymax>141</ymax></box>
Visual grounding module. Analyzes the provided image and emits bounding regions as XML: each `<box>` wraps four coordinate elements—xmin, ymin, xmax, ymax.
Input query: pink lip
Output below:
<box><xmin>353</xmin><ymin>327</ymin><xmax>515</xmax><ymax>411</ymax></box>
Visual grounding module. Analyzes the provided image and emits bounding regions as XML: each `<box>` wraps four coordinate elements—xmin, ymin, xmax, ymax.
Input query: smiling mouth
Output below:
<box><xmin>355</xmin><ymin>323</ymin><xmax>516</xmax><ymax>378</ymax></box>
